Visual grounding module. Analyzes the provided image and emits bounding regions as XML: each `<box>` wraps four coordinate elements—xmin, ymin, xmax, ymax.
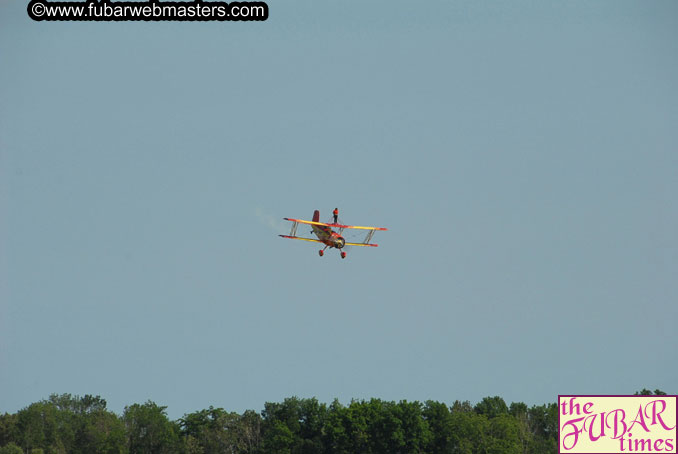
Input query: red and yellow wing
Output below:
<box><xmin>281</xmin><ymin>217</ymin><xmax>387</xmax><ymax>249</ymax></box>
<box><xmin>338</xmin><ymin>224</ymin><xmax>387</xmax><ymax>231</ymax></box>
<box><xmin>279</xmin><ymin>235</ymin><xmax>323</xmax><ymax>243</ymax></box>
<box><xmin>283</xmin><ymin>218</ymin><xmax>387</xmax><ymax>231</ymax></box>
<box><xmin>344</xmin><ymin>241</ymin><xmax>379</xmax><ymax>247</ymax></box>
<box><xmin>284</xmin><ymin>217</ymin><xmax>331</xmax><ymax>228</ymax></box>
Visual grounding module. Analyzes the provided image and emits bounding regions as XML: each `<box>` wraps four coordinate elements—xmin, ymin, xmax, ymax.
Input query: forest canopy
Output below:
<box><xmin>0</xmin><ymin>390</ymin><xmax>667</xmax><ymax>454</ymax></box>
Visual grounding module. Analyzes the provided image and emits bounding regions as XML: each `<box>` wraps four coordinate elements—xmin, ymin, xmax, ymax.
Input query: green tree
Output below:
<box><xmin>236</xmin><ymin>410</ymin><xmax>262</xmax><ymax>453</ymax></box>
<box><xmin>297</xmin><ymin>398</ymin><xmax>327</xmax><ymax>454</ymax></box>
<box><xmin>448</xmin><ymin>410</ymin><xmax>488</xmax><ymax>454</ymax></box>
<box><xmin>509</xmin><ymin>402</ymin><xmax>527</xmax><ymax>419</ymax></box>
<box><xmin>262</xmin><ymin>420</ymin><xmax>295</xmax><ymax>454</ymax></box>
<box><xmin>322</xmin><ymin>399</ymin><xmax>369</xmax><ymax>454</ymax></box>
<box><xmin>123</xmin><ymin>401</ymin><xmax>180</xmax><ymax>454</ymax></box>
<box><xmin>526</xmin><ymin>403</ymin><xmax>557</xmax><ymax>454</ymax></box>
<box><xmin>509</xmin><ymin>402</ymin><xmax>532</xmax><ymax>453</ymax></box>
<box><xmin>361</xmin><ymin>398</ymin><xmax>432</xmax><ymax>454</ymax></box>
<box><xmin>393</xmin><ymin>400</ymin><xmax>431</xmax><ymax>453</ymax></box>
<box><xmin>422</xmin><ymin>400</ymin><xmax>453</xmax><ymax>454</ymax></box>
<box><xmin>322</xmin><ymin>400</ymin><xmax>349</xmax><ymax>454</ymax></box>
<box><xmin>0</xmin><ymin>413</ymin><xmax>19</xmax><ymax>447</ymax></box>
<box><xmin>179</xmin><ymin>406</ymin><xmax>257</xmax><ymax>454</ymax></box>
<box><xmin>37</xmin><ymin>393</ymin><xmax>127</xmax><ymax>454</ymax></box>
<box><xmin>48</xmin><ymin>394</ymin><xmax>107</xmax><ymax>414</ymax></box>
<box><xmin>364</xmin><ymin>399</ymin><xmax>405</xmax><ymax>453</ymax></box>
<box><xmin>183</xmin><ymin>435</ymin><xmax>203</xmax><ymax>454</ymax></box>
<box><xmin>76</xmin><ymin>407</ymin><xmax>127</xmax><ymax>454</ymax></box>
<box><xmin>261</xmin><ymin>397</ymin><xmax>327</xmax><ymax>454</ymax></box>
<box><xmin>527</xmin><ymin>404</ymin><xmax>556</xmax><ymax>440</ymax></box>
<box><xmin>17</xmin><ymin>401</ymin><xmax>61</xmax><ymax>453</ymax></box>
<box><xmin>634</xmin><ymin>389</ymin><xmax>667</xmax><ymax>396</ymax></box>
<box><xmin>486</xmin><ymin>414</ymin><xmax>522</xmax><ymax>454</ymax></box>
<box><xmin>474</xmin><ymin>396</ymin><xmax>508</xmax><ymax>419</ymax></box>
<box><xmin>450</xmin><ymin>401</ymin><xmax>473</xmax><ymax>413</ymax></box>
<box><xmin>0</xmin><ymin>443</ymin><xmax>23</xmax><ymax>454</ymax></box>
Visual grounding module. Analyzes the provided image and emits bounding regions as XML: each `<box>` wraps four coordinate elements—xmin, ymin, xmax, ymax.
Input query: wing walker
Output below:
<box><xmin>279</xmin><ymin>209</ymin><xmax>387</xmax><ymax>259</ymax></box>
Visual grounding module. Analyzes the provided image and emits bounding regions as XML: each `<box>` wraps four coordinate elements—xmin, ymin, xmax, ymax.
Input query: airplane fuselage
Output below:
<box><xmin>312</xmin><ymin>209</ymin><xmax>345</xmax><ymax>249</ymax></box>
<box><xmin>312</xmin><ymin>224</ymin><xmax>346</xmax><ymax>249</ymax></box>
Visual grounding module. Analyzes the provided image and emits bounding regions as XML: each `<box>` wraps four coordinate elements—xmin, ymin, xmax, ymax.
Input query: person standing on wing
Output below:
<box><xmin>333</xmin><ymin>208</ymin><xmax>339</xmax><ymax>224</ymax></box>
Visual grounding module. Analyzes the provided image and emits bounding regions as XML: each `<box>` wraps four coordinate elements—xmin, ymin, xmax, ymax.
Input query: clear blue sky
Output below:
<box><xmin>1</xmin><ymin>1</ymin><xmax>677</xmax><ymax>419</ymax></box>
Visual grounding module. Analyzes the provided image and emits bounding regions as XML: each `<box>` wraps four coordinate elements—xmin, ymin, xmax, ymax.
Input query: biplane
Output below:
<box><xmin>279</xmin><ymin>210</ymin><xmax>387</xmax><ymax>259</ymax></box>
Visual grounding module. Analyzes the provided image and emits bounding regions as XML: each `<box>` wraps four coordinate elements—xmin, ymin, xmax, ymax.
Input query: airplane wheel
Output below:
<box><xmin>341</xmin><ymin>252</ymin><xmax>346</xmax><ymax>259</ymax></box>
<box><xmin>319</xmin><ymin>250</ymin><xmax>324</xmax><ymax>257</ymax></box>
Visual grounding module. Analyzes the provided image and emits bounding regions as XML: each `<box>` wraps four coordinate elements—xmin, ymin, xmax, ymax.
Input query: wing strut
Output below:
<box><xmin>364</xmin><ymin>229</ymin><xmax>375</xmax><ymax>245</ymax></box>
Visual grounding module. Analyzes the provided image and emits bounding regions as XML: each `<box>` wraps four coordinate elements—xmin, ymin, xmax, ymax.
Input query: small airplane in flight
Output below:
<box><xmin>280</xmin><ymin>210</ymin><xmax>387</xmax><ymax>259</ymax></box>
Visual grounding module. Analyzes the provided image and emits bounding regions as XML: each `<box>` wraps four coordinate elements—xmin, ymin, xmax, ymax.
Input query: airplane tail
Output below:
<box><xmin>313</xmin><ymin>210</ymin><xmax>320</xmax><ymax>222</ymax></box>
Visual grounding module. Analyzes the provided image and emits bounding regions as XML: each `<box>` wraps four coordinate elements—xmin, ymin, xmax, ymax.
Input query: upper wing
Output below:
<box><xmin>278</xmin><ymin>235</ymin><xmax>323</xmax><ymax>244</ymax></box>
<box><xmin>284</xmin><ymin>217</ymin><xmax>331</xmax><ymax>228</ymax></box>
<box><xmin>283</xmin><ymin>217</ymin><xmax>387</xmax><ymax>231</ymax></box>
<box><xmin>337</xmin><ymin>224</ymin><xmax>388</xmax><ymax>231</ymax></box>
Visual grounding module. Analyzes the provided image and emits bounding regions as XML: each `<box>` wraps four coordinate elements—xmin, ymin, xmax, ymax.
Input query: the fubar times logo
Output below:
<box><xmin>559</xmin><ymin>395</ymin><xmax>677</xmax><ymax>453</ymax></box>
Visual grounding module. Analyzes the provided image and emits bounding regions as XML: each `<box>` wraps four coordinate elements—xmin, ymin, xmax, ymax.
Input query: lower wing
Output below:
<box><xmin>279</xmin><ymin>235</ymin><xmax>323</xmax><ymax>243</ymax></box>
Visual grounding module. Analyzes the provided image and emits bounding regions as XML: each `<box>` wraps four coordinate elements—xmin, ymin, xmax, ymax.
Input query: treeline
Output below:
<box><xmin>0</xmin><ymin>390</ymin><xmax>664</xmax><ymax>454</ymax></box>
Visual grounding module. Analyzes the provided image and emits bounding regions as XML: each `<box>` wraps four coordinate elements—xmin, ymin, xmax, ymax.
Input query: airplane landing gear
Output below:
<box><xmin>319</xmin><ymin>250</ymin><xmax>324</xmax><ymax>256</ymax></box>
<box><xmin>341</xmin><ymin>251</ymin><xmax>347</xmax><ymax>259</ymax></box>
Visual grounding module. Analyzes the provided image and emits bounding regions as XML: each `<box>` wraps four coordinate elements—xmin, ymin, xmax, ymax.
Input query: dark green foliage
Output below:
<box><xmin>322</xmin><ymin>399</ymin><xmax>369</xmax><ymax>454</ymax></box>
<box><xmin>16</xmin><ymin>400</ymin><xmax>61</xmax><ymax>453</ymax></box>
<box><xmin>356</xmin><ymin>399</ymin><xmax>431</xmax><ymax>454</ymax></box>
<box><xmin>474</xmin><ymin>396</ymin><xmax>508</xmax><ymax>419</ymax></box>
<box><xmin>526</xmin><ymin>403</ymin><xmax>558</xmax><ymax>454</ymax></box>
<box><xmin>448</xmin><ymin>409</ymin><xmax>488</xmax><ymax>454</ymax></box>
<box><xmin>10</xmin><ymin>394</ymin><xmax>127</xmax><ymax>454</ymax></box>
<box><xmin>450</xmin><ymin>400</ymin><xmax>473</xmax><ymax>413</ymax></box>
<box><xmin>123</xmin><ymin>401</ymin><xmax>180</xmax><ymax>454</ymax></box>
<box><xmin>261</xmin><ymin>397</ymin><xmax>327</xmax><ymax>454</ymax></box>
<box><xmin>527</xmin><ymin>403</ymin><xmax>557</xmax><ymax>441</ymax></box>
<box><xmin>76</xmin><ymin>408</ymin><xmax>127</xmax><ymax>454</ymax></box>
<box><xmin>21</xmin><ymin>390</ymin><xmax>678</xmax><ymax>454</ymax></box>
<box><xmin>508</xmin><ymin>402</ymin><xmax>527</xmax><ymax>419</ymax></box>
<box><xmin>422</xmin><ymin>401</ymin><xmax>452</xmax><ymax>454</ymax></box>
<box><xmin>48</xmin><ymin>394</ymin><xmax>108</xmax><ymax>414</ymax></box>
<box><xmin>486</xmin><ymin>414</ymin><xmax>521</xmax><ymax>454</ymax></box>
<box><xmin>50</xmin><ymin>393</ymin><xmax>126</xmax><ymax>454</ymax></box>
<box><xmin>634</xmin><ymin>388</ymin><xmax>667</xmax><ymax>396</ymax></box>
<box><xmin>0</xmin><ymin>443</ymin><xmax>23</xmax><ymax>454</ymax></box>
<box><xmin>0</xmin><ymin>413</ymin><xmax>19</xmax><ymax>448</ymax></box>
<box><xmin>179</xmin><ymin>406</ymin><xmax>261</xmax><ymax>454</ymax></box>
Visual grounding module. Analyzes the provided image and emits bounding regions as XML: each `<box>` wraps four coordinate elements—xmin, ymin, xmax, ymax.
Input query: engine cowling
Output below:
<box><xmin>336</xmin><ymin>237</ymin><xmax>346</xmax><ymax>249</ymax></box>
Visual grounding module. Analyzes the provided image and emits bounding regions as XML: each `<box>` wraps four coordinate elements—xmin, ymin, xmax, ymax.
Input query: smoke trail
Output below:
<box><xmin>254</xmin><ymin>207</ymin><xmax>288</xmax><ymax>234</ymax></box>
